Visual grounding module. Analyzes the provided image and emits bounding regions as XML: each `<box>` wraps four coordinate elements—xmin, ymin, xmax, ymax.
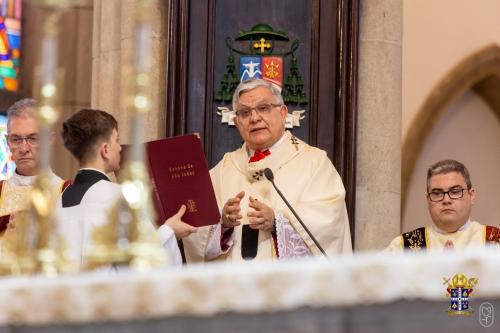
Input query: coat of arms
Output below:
<box><xmin>216</xmin><ymin>24</ymin><xmax>307</xmax><ymax>128</ymax></box>
<box><xmin>443</xmin><ymin>273</ymin><xmax>478</xmax><ymax>316</ymax></box>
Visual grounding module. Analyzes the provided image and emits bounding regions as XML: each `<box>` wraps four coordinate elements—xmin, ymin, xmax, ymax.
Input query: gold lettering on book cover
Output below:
<box><xmin>186</xmin><ymin>200</ymin><xmax>197</xmax><ymax>213</ymax></box>
<box><xmin>169</xmin><ymin>163</ymin><xmax>196</xmax><ymax>179</ymax></box>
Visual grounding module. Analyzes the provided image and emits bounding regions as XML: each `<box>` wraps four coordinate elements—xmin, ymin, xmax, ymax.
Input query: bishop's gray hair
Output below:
<box><xmin>232</xmin><ymin>79</ymin><xmax>284</xmax><ymax>111</ymax></box>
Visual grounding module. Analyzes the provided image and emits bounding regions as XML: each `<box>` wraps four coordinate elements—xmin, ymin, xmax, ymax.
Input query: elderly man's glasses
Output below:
<box><xmin>235</xmin><ymin>103</ymin><xmax>282</xmax><ymax>119</ymax></box>
<box><xmin>6</xmin><ymin>134</ymin><xmax>39</xmax><ymax>147</ymax></box>
<box><xmin>427</xmin><ymin>188</ymin><xmax>467</xmax><ymax>202</ymax></box>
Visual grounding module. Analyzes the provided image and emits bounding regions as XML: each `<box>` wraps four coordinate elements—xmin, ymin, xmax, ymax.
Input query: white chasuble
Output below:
<box><xmin>183</xmin><ymin>131</ymin><xmax>352</xmax><ymax>262</ymax></box>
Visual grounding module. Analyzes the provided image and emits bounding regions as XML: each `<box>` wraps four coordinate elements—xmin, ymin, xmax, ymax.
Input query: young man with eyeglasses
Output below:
<box><xmin>385</xmin><ymin>159</ymin><xmax>500</xmax><ymax>252</ymax></box>
<box><xmin>184</xmin><ymin>78</ymin><xmax>351</xmax><ymax>262</ymax></box>
<box><xmin>0</xmin><ymin>98</ymin><xmax>70</xmax><ymax>235</ymax></box>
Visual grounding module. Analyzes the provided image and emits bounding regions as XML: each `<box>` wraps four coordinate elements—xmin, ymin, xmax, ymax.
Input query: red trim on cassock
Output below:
<box><xmin>62</xmin><ymin>179</ymin><xmax>73</xmax><ymax>191</ymax></box>
<box><xmin>221</xmin><ymin>226</ymin><xmax>234</xmax><ymax>252</ymax></box>
<box><xmin>0</xmin><ymin>180</ymin><xmax>7</xmax><ymax>235</ymax></box>
<box><xmin>486</xmin><ymin>225</ymin><xmax>500</xmax><ymax>244</ymax></box>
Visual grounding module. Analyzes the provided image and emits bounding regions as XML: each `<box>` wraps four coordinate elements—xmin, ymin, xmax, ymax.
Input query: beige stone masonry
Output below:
<box><xmin>355</xmin><ymin>0</ymin><xmax>402</xmax><ymax>251</ymax></box>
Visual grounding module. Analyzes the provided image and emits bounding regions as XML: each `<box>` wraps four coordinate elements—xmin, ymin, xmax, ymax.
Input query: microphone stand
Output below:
<box><xmin>264</xmin><ymin>168</ymin><xmax>327</xmax><ymax>257</ymax></box>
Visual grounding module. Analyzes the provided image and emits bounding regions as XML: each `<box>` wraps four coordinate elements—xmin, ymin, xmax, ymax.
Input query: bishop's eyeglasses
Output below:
<box><xmin>235</xmin><ymin>103</ymin><xmax>282</xmax><ymax>119</ymax></box>
<box><xmin>427</xmin><ymin>188</ymin><xmax>467</xmax><ymax>202</ymax></box>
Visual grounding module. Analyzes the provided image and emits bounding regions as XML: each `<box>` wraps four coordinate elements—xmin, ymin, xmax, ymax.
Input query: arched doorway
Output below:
<box><xmin>402</xmin><ymin>45</ymin><xmax>500</xmax><ymax>230</ymax></box>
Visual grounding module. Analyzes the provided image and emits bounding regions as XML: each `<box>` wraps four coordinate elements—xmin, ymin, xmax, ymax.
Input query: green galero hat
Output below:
<box><xmin>235</xmin><ymin>23</ymin><xmax>289</xmax><ymax>41</ymax></box>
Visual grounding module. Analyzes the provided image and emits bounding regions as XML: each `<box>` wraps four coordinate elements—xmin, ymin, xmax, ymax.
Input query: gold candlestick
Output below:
<box><xmin>5</xmin><ymin>0</ymin><xmax>76</xmax><ymax>276</ymax></box>
<box><xmin>85</xmin><ymin>0</ymin><xmax>168</xmax><ymax>271</ymax></box>
<box><xmin>122</xmin><ymin>0</ymin><xmax>168</xmax><ymax>271</ymax></box>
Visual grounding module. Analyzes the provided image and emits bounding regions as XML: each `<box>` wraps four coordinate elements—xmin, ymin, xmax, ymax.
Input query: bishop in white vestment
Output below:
<box><xmin>184</xmin><ymin>79</ymin><xmax>352</xmax><ymax>262</ymax></box>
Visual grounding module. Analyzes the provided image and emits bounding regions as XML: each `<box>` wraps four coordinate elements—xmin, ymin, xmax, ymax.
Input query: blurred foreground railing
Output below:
<box><xmin>0</xmin><ymin>249</ymin><xmax>499</xmax><ymax>332</ymax></box>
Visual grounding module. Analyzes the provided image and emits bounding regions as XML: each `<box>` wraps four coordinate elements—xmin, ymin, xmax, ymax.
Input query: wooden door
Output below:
<box><xmin>165</xmin><ymin>0</ymin><xmax>359</xmax><ymax>240</ymax></box>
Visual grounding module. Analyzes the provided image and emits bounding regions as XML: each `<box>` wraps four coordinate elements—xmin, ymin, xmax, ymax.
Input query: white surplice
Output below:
<box><xmin>54</xmin><ymin>169</ymin><xmax>182</xmax><ymax>269</ymax></box>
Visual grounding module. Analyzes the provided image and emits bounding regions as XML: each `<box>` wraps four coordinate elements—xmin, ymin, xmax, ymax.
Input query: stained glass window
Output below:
<box><xmin>0</xmin><ymin>0</ymin><xmax>21</xmax><ymax>92</ymax></box>
<box><xmin>0</xmin><ymin>114</ymin><xmax>15</xmax><ymax>179</ymax></box>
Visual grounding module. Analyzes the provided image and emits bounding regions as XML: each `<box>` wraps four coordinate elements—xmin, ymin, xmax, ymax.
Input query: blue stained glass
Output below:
<box><xmin>0</xmin><ymin>2</ymin><xmax>6</xmax><ymax>18</ymax></box>
<box><xmin>0</xmin><ymin>113</ymin><xmax>15</xmax><ymax>179</ymax></box>
<box><xmin>0</xmin><ymin>0</ymin><xmax>22</xmax><ymax>92</ymax></box>
<box><xmin>7</xmin><ymin>34</ymin><xmax>19</xmax><ymax>49</ymax></box>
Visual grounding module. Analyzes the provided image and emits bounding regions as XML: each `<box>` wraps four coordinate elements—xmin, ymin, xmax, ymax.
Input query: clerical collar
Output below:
<box><xmin>247</xmin><ymin>132</ymin><xmax>286</xmax><ymax>157</ymax></box>
<box><xmin>75</xmin><ymin>168</ymin><xmax>111</xmax><ymax>183</ymax></box>
<box><xmin>431</xmin><ymin>219</ymin><xmax>471</xmax><ymax>235</ymax></box>
<box><xmin>9</xmin><ymin>168</ymin><xmax>59</xmax><ymax>187</ymax></box>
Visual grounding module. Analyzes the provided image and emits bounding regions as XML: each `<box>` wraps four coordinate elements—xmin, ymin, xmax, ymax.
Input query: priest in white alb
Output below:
<box><xmin>0</xmin><ymin>98</ymin><xmax>69</xmax><ymax>236</ymax></box>
<box><xmin>385</xmin><ymin>159</ymin><xmax>500</xmax><ymax>252</ymax></box>
<box><xmin>184</xmin><ymin>79</ymin><xmax>352</xmax><ymax>262</ymax></box>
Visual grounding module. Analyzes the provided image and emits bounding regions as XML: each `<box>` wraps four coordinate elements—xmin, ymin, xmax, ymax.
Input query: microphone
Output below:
<box><xmin>264</xmin><ymin>168</ymin><xmax>327</xmax><ymax>257</ymax></box>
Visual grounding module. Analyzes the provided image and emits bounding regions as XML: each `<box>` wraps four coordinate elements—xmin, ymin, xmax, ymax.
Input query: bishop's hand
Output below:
<box><xmin>221</xmin><ymin>191</ymin><xmax>245</xmax><ymax>228</ymax></box>
<box><xmin>247</xmin><ymin>196</ymin><xmax>275</xmax><ymax>232</ymax></box>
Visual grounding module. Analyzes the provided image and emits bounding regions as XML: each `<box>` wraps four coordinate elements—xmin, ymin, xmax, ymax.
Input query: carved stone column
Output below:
<box><xmin>22</xmin><ymin>0</ymin><xmax>94</xmax><ymax>179</ymax></box>
<box><xmin>355</xmin><ymin>0</ymin><xmax>402</xmax><ymax>251</ymax></box>
<box><xmin>91</xmin><ymin>0</ymin><xmax>167</xmax><ymax>142</ymax></box>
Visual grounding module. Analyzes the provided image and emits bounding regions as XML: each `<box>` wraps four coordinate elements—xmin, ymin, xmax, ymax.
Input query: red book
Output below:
<box><xmin>122</xmin><ymin>135</ymin><xmax>220</xmax><ymax>227</ymax></box>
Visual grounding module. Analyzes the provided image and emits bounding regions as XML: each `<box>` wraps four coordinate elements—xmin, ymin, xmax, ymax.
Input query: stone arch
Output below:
<box><xmin>402</xmin><ymin>44</ymin><xmax>500</xmax><ymax>217</ymax></box>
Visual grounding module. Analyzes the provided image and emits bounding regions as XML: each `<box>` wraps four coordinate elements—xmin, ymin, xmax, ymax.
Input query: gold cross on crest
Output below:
<box><xmin>253</xmin><ymin>38</ymin><xmax>271</xmax><ymax>53</ymax></box>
